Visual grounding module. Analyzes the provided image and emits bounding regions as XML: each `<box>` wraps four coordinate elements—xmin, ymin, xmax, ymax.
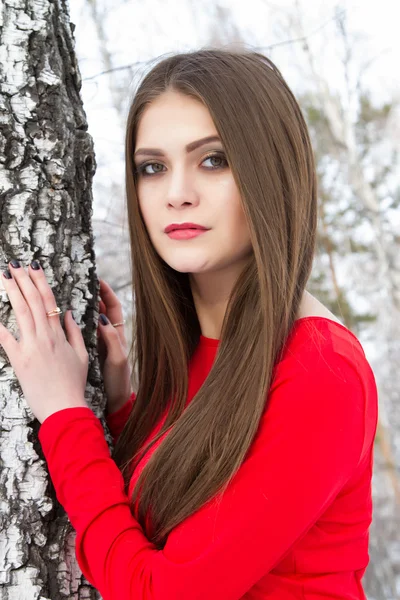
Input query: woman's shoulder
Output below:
<box><xmin>278</xmin><ymin>316</ymin><xmax>372</xmax><ymax>383</ymax></box>
<box><xmin>290</xmin><ymin>315</ymin><xmax>364</xmax><ymax>351</ymax></box>
<box><xmin>271</xmin><ymin>316</ymin><xmax>377</xmax><ymax>423</ymax></box>
<box><xmin>270</xmin><ymin>316</ymin><xmax>379</xmax><ymax>465</ymax></box>
<box><xmin>288</xmin><ymin>292</ymin><xmax>365</xmax><ymax>363</ymax></box>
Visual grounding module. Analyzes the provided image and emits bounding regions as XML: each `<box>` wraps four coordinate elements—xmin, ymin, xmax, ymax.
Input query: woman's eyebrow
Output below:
<box><xmin>134</xmin><ymin>135</ymin><xmax>222</xmax><ymax>159</ymax></box>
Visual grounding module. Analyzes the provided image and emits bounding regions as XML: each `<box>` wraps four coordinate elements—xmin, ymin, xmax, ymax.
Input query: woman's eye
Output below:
<box><xmin>136</xmin><ymin>162</ymin><xmax>164</xmax><ymax>176</ymax></box>
<box><xmin>135</xmin><ymin>152</ymin><xmax>228</xmax><ymax>177</ymax></box>
<box><xmin>201</xmin><ymin>153</ymin><xmax>228</xmax><ymax>169</ymax></box>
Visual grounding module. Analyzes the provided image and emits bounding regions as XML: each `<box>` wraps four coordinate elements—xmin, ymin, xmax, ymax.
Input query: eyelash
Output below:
<box><xmin>134</xmin><ymin>152</ymin><xmax>229</xmax><ymax>177</ymax></box>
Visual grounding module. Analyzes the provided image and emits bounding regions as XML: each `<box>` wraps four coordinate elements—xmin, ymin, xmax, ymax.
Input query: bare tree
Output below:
<box><xmin>289</xmin><ymin>4</ymin><xmax>400</xmax><ymax>597</ymax></box>
<box><xmin>0</xmin><ymin>1</ymin><xmax>106</xmax><ymax>597</ymax></box>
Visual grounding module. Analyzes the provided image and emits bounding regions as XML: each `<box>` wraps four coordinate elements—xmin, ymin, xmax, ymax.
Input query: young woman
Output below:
<box><xmin>2</xmin><ymin>48</ymin><xmax>378</xmax><ymax>599</ymax></box>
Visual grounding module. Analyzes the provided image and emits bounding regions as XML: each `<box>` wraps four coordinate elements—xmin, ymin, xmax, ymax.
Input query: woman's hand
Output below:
<box><xmin>0</xmin><ymin>259</ymin><xmax>89</xmax><ymax>424</ymax></box>
<box><xmin>97</xmin><ymin>278</ymin><xmax>133</xmax><ymax>414</ymax></box>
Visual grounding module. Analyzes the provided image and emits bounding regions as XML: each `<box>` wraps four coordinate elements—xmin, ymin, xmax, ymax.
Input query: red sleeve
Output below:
<box><xmin>38</xmin><ymin>351</ymin><xmax>374</xmax><ymax>600</ymax></box>
<box><xmin>105</xmin><ymin>392</ymin><xmax>136</xmax><ymax>444</ymax></box>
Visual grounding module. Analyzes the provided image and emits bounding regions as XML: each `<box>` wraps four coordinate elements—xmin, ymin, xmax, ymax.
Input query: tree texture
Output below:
<box><xmin>0</xmin><ymin>1</ymin><xmax>106</xmax><ymax>598</ymax></box>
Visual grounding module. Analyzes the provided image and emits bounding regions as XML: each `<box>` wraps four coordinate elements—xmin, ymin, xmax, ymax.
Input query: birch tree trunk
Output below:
<box><xmin>0</xmin><ymin>1</ymin><xmax>105</xmax><ymax>598</ymax></box>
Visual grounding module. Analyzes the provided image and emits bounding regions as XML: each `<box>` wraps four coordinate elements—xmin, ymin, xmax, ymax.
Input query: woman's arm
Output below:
<box><xmin>38</xmin><ymin>352</ymin><xmax>377</xmax><ymax>600</ymax></box>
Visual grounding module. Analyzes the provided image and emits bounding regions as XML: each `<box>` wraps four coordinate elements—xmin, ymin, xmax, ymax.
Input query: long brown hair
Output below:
<box><xmin>112</xmin><ymin>47</ymin><xmax>318</xmax><ymax>549</ymax></box>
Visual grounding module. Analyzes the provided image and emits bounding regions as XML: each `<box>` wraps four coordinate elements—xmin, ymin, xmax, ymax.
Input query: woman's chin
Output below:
<box><xmin>167</xmin><ymin>260</ymin><xmax>212</xmax><ymax>274</ymax></box>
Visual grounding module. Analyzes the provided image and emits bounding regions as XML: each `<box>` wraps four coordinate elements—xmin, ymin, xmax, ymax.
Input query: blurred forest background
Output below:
<box><xmin>70</xmin><ymin>0</ymin><xmax>400</xmax><ymax>597</ymax></box>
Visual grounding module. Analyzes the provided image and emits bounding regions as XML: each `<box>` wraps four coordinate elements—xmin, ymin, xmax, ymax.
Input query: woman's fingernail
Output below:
<box><xmin>30</xmin><ymin>260</ymin><xmax>41</xmax><ymax>270</ymax></box>
<box><xmin>99</xmin><ymin>313</ymin><xmax>109</xmax><ymax>325</ymax></box>
<box><xmin>3</xmin><ymin>269</ymin><xmax>12</xmax><ymax>279</ymax></box>
<box><xmin>10</xmin><ymin>259</ymin><xmax>21</xmax><ymax>269</ymax></box>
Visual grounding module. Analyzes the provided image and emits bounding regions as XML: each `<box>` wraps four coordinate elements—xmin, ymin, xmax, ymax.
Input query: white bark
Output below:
<box><xmin>0</xmin><ymin>1</ymin><xmax>105</xmax><ymax>598</ymax></box>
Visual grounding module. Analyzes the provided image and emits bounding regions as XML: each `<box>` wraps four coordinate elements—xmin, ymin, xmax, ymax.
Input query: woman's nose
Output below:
<box><xmin>165</xmin><ymin>169</ymin><xmax>199</xmax><ymax>207</ymax></box>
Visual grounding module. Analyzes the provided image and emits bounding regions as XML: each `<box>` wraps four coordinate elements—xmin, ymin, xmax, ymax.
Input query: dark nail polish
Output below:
<box><xmin>10</xmin><ymin>259</ymin><xmax>20</xmax><ymax>269</ymax></box>
<box><xmin>99</xmin><ymin>313</ymin><xmax>109</xmax><ymax>325</ymax></box>
<box><xmin>3</xmin><ymin>269</ymin><xmax>12</xmax><ymax>279</ymax></box>
<box><xmin>30</xmin><ymin>260</ymin><xmax>41</xmax><ymax>270</ymax></box>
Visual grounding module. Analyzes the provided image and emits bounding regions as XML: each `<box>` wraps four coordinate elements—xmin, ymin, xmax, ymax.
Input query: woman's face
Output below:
<box><xmin>134</xmin><ymin>90</ymin><xmax>253</xmax><ymax>276</ymax></box>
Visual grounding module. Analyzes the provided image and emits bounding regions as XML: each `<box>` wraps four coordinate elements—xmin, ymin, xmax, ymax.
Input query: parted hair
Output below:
<box><xmin>112</xmin><ymin>47</ymin><xmax>318</xmax><ymax>549</ymax></box>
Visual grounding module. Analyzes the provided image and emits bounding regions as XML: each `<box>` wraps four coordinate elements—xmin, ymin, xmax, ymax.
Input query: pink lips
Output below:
<box><xmin>167</xmin><ymin>229</ymin><xmax>208</xmax><ymax>240</ymax></box>
<box><xmin>164</xmin><ymin>222</ymin><xmax>208</xmax><ymax>233</ymax></box>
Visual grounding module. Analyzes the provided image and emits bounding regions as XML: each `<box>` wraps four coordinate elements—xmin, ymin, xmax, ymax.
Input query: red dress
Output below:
<box><xmin>39</xmin><ymin>317</ymin><xmax>378</xmax><ymax>599</ymax></box>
